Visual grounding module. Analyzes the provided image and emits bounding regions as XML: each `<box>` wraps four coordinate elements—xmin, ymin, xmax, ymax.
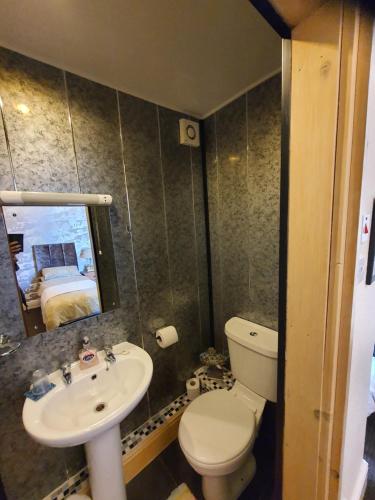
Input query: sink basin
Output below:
<box><xmin>23</xmin><ymin>341</ymin><xmax>153</xmax><ymax>500</ymax></box>
<box><xmin>23</xmin><ymin>341</ymin><xmax>152</xmax><ymax>448</ymax></box>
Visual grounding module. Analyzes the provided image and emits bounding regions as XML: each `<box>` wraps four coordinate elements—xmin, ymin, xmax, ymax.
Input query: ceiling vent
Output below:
<box><xmin>179</xmin><ymin>119</ymin><xmax>200</xmax><ymax>147</ymax></box>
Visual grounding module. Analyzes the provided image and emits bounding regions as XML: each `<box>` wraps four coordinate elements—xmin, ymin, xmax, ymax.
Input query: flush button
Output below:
<box><xmin>249</xmin><ymin>331</ymin><xmax>258</xmax><ymax>336</ymax></box>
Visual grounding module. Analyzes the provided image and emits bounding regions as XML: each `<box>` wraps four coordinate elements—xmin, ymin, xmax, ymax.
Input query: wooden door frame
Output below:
<box><xmin>251</xmin><ymin>1</ymin><xmax>373</xmax><ymax>498</ymax></box>
<box><xmin>328</xmin><ymin>9</ymin><xmax>373</xmax><ymax>498</ymax></box>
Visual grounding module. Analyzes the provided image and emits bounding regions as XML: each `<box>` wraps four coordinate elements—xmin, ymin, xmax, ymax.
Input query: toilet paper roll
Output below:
<box><xmin>156</xmin><ymin>325</ymin><xmax>179</xmax><ymax>349</ymax></box>
<box><xmin>186</xmin><ymin>377</ymin><xmax>200</xmax><ymax>400</ymax></box>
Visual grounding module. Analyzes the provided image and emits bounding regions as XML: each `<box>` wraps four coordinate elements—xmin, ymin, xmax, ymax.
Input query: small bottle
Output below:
<box><xmin>31</xmin><ymin>369</ymin><xmax>50</xmax><ymax>397</ymax></box>
<box><xmin>79</xmin><ymin>336</ymin><xmax>99</xmax><ymax>370</ymax></box>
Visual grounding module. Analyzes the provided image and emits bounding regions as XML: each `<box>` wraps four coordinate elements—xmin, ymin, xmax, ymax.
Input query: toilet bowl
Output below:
<box><xmin>178</xmin><ymin>386</ymin><xmax>264</xmax><ymax>500</ymax></box>
<box><xmin>178</xmin><ymin>317</ymin><xmax>278</xmax><ymax>500</ymax></box>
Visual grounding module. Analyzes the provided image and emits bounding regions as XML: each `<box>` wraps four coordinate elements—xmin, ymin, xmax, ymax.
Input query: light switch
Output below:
<box><xmin>361</xmin><ymin>214</ymin><xmax>370</xmax><ymax>243</ymax></box>
<box><xmin>357</xmin><ymin>256</ymin><xmax>366</xmax><ymax>284</ymax></box>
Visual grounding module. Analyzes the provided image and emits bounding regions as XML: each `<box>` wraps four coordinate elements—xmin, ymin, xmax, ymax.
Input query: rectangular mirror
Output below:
<box><xmin>2</xmin><ymin>205</ymin><xmax>119</xmax><ymax>337</ymax></box>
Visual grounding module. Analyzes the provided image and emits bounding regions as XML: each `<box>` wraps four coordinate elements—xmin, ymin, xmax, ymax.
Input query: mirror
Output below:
<box><xmin>2</xmin><ymin>205</ymin><xmax>119</xmax><ymax>337</ymax></box>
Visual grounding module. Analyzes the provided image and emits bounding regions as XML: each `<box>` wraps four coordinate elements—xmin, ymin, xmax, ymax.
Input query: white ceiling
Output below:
<box><xmin>0</xmin><ymin>0</ymin><xmax>281</xmax><ymax>118</ymax></box>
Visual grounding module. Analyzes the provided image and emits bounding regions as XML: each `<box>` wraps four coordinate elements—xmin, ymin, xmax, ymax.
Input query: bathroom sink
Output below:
<box><xmin>23</xmin><ymin>341</ymin><xmax>153</xmax><ymax>447</ymax></box>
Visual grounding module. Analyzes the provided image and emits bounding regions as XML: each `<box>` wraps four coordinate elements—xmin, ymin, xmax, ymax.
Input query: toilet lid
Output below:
<box><xmin>179</xmin><ymin>390</ymin><xmax>255</xmax><ymax>466</ymax></box>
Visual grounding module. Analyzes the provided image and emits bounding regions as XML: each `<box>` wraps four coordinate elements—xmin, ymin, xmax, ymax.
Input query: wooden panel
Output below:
<box><xmin>316</xmin><ymin>4</ymin><xmax>358</xmax><ymax>497</ymax></box>
<box><xmin>328</xmin><ymin>11</ymin><xmax>373</xmax><ymax>498</ymax></box>
<box><xmin>283</xmin><ymin>1</ymin><xmax>342</xmax><ymax>498</ymax></box>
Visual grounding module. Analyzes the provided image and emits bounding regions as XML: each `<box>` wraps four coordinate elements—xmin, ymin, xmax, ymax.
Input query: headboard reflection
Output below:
<box><xmin>33</xmin><ymin>243</ymin><xmax>78</xmax><ymax>273</ymax></box>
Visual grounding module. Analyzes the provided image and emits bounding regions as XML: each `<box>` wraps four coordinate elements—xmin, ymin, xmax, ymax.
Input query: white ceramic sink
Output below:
<box><xmin>23</xmin><ymin>341</ymin><xmax>153</xmax><ymax>500</ymax></box>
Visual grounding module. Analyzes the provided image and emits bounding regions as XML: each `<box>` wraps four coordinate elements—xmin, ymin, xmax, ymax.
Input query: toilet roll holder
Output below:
<box><xmin>153</xmin><ymin>325</ymin><xmax>179</xmax><ymax>349</ymax></box>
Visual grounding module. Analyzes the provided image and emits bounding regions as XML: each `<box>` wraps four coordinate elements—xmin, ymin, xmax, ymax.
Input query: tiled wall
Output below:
<box><xmin>205</xmin><ymin>75</ymin><xmax>281</xmax><ymax>352</ymax></box>
<box><xmin>0</xmin><ymin>47</ymin><xmax>210</xmax><ymax>500</ymax></box>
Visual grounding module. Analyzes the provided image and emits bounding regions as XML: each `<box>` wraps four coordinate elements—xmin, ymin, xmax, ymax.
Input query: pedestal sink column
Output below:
<box><xmin>85</xmin><ymin>424</ymin><xmax>126</xmax><ymax>500</ymax></box>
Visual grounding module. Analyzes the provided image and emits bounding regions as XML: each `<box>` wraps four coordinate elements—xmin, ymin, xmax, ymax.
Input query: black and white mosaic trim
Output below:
<box><xmin>121</xmin><ymin>393</ymin><xmax>191</xmax><ymax>455</ymax></box>
<box><xmin>44</xmin><ymin>369</ymin><xmax>233</xmax><ymax>500</ymax></box>
<box><xmin>45</xmin><ymin>469</ymin><xmax>89</xmax><ymax>500</ymax></box>
<box><xmin>194</xmin><ymin>366</ymin><xmax>234</xmax><ymax>392</ymax></box>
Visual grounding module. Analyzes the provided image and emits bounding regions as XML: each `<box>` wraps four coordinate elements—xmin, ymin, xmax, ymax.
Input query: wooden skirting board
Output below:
<box><xmin>80</xmin><ymin>406</ymin><xmax>186</xmax><ymax>496</ymax></box>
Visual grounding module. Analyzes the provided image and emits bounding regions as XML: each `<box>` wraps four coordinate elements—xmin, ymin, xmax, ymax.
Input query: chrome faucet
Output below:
<box><xmin>104</xmin><ymin>346</ymin><xmax>116</xmax><ymax>366</ymax></box>
<box><xmin>61</xmin><ymin>362</ymin><xmax>72</xmax><ymax>385</ymax></box>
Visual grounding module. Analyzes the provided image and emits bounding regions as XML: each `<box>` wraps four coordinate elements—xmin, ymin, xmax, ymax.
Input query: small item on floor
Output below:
<box><xmin>186</xmin><ymin>377</ymin><xmax>200</xmax><ymax>400</ymax></box>
<box><xmin>24</xmin><ymin>382</ymin><xmax>56</xmax><ymax>401</ymax></box>
<box><xmin>200</xmin><ymin>347</ymin><xmax>228</xmax><ymax>380</ymax></box>
<box><xmin>167</xmin><ymin>482</ymin><xmax>196</xmax><ymax>500</ymax></box>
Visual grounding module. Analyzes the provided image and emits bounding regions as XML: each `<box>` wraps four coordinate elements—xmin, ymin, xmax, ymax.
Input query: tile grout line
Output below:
<box><xmin>116</xmin><ymin>91</ymin><xmax>151</xmax><ymax>417</ymax></box>
<box><xmin>62</xmin><ymin>70</ymin><xmax>82</xmax><ymax>194</ymax></box>
<box><xmin>189</xmin><ymin>145</ymin><xmax>203</xmax><ymax>350</ymax></box>
<box><xmin>245</xmin><ymin>91</ymin><xmax>252</xmax><ymax>315</ymax></box>
<box><xmin>156</xmin><ymin>105</ymin><xmax>175</xmax><ymax>320</ymax></box>
<box><xmin>0</xmin><ymin>95</ymin><xmax>17</xmax><ymax>191</ymax></box>
<box><xmin>214</xmin><ymin>113</ymin><xmax>224</xmax><ymax>352</ymax></box>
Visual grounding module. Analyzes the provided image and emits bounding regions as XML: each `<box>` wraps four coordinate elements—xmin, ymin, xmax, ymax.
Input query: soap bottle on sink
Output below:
<box><xmin>79</xmin><ymin>336</ymin><xmax>99</xmax><ymax>370</ymax></box>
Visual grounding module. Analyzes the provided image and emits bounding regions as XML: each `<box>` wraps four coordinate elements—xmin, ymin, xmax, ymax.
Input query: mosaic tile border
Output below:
<box><xmin>121</xmin><ymin>393</ymin><xmax>191</xmax><ymax>455</ymax></box>
<box><xmin>44</xmin><ymin>368</ymin><xmax>233</xmax><ymax>500</ymax></box>
<box><xmin>45</xmin><ymin>469</ymin><xmax>89</xmax><ymax>500</ymax></box>
<box><xmin>194</xmin><ymin>366</ymin><xmax>234</xmax><ymax>392</ymax></box>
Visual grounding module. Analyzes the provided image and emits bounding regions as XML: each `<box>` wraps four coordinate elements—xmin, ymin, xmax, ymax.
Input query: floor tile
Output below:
<box><xmin>160</xmin><ymin>440</ymin><xmax>203</xmax><ymax>500</ymax></box>
<box><xmin>126</xmin><ymin>457</ymin><xmax>177</xmax><ymax>500</ymax></box>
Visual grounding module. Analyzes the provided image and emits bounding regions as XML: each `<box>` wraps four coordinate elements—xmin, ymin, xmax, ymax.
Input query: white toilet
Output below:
<box><xmin>178</xmin><ymin>316</ymin><xmax>278</xmax><ymax>500</ymax></box>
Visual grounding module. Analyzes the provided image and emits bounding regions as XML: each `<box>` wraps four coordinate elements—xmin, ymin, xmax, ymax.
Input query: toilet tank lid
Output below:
<box><xmin>225</xmin><ymin>317</ymin><xmax>278</xmax><ymax>358</ymax></box>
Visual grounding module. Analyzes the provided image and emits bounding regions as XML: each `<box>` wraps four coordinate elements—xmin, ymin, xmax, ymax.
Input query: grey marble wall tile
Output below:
<box><xmin>66</xmin><ymin>74</ymin><xmax>141</xmax><ymax>347</ymax></box>
<box><xmin>147</xmin><ymin>343</ymin><xmax>185</xmax><ymax>413</ymax></box>
<box><xmin>0</xmin><ymin>213</ymin><xmax>24</xmax><ymax>339</ymax></box>
<box><xmin>119</xmin><ymin>94</ymin><xmax>170</xmax><ymax>300</ymax></box>
<box><xmin>0</xmin><ymin>49</ymin><xmax>211</xmax><ymax>499</ymax></box>
<box><xmin>0</xmin><ymin>335</ymin><xmax>74</xmax><ymax>500</ymax></box>
<box><xmin>119</xmin><ymin>94</ymin><xmax>177</xmax><ymax>415</ymax></box>
<box><xmin>120</xmin><ymin>394</ymin><xmax>150</xmax><ymax>437</ymax></box>
<box><xmin>246</xmin><ymin>75</ymin><xmax>280</xmax><ymax>330</ymax></box>
<box><xmin>1</xmin><ymin>423</ymin><xmax>68</xmax><ymax>500</ymax></box>
<box><xmin>205</xmin><ymin>75</ymin><xmax>281</xmax><ymax>350</ymax></box>
<box><xmin>204</xmin><ymin>115</ymin><xmax>224</xmax><ymax>352</ymax></box>
<box><xmin>158</xmin><ymin>107</ymin><xmax>201</xmax><ymax>384</ymax></box>
<box><xmin>0</xmin><ymin>113</ymin><xmax>14</xmax><ymax>190</ymax></box>
<box><xmin>191</xmin><ymin>145</ymin><xmax>211</xmax><ymax>350</ymax></box>
<box><xmin>0</xmin><ymin>48</ymin><xmax>78</xmax><ymax>192</ymax></box>
<box><xmin>158</xmin><ymin>108</ymin><xmax>196</xmax><ymax>287</ymax></box>
<box><xmin>216</xmin><ymin>95</ymin><xmax>250</xmax><ymax>333</ymax></box>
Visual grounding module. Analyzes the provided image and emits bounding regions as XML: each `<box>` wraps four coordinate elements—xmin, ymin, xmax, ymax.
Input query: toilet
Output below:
<box><xmin>178</xmin><ymin>317</ymin><xmax>278</xmax><ymax>500</ymax></box>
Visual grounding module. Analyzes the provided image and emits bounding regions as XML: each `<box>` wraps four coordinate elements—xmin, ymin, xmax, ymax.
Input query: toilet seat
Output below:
<box><xmin>178</xmin><ymin>390</ymin><xmax>255</xmax><ymax>475</ymax></box>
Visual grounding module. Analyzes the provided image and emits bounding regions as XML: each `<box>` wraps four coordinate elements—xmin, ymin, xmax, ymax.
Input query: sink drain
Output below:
<box><xmin>95</xmin><ymin>402</ymin><xmax>106</xmax><ymax>412</ymax></box>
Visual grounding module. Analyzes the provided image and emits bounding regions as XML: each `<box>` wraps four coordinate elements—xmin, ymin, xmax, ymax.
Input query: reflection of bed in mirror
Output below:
<box><xmin>32</xmin><ymin>243</ymin><xmax>101</xmax><ymax>331</ymax></box>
